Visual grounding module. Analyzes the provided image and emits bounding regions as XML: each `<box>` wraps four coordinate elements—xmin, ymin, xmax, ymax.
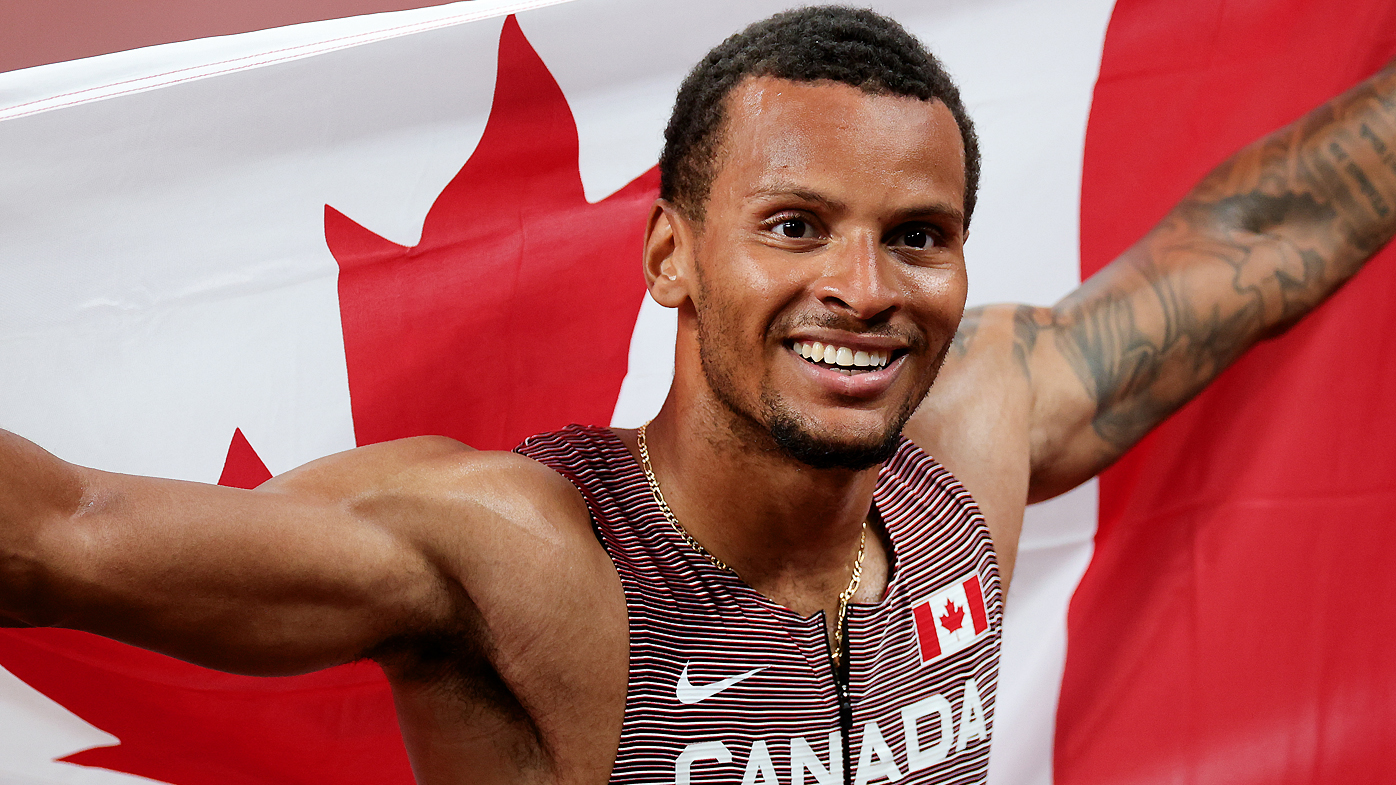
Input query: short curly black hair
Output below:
<box><xmin>660</xmin><ymin>6</ymin><xmax>981</xmax><ymax>227</ymax></box>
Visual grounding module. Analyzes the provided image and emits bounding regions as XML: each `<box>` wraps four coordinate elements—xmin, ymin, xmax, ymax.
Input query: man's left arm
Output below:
<box><xmin>1019</xmin><ymin>59</ymin><xmax>1396</xmax><ymax>501</ymax></box>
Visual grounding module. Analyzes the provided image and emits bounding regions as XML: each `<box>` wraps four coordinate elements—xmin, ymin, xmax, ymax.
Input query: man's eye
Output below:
<box><xmin>901</xmin><ymin>229</ymin><xmax>930</xmax><ymax>249</ymax></box>
<box><xmin>778</xmin><ymin>219</ymin><xmax>811</xmax><ymax>238</ymax></box>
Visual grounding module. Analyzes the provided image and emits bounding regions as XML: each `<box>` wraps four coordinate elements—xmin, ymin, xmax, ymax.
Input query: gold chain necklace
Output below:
<box><xmin>636</xmin><ymin>422</ymin><xmax>868</xmax><ymax>665</ymax></box>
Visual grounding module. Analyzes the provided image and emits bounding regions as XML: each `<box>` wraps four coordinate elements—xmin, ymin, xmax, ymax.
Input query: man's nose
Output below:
<box><xmin>815</xmin><ymin>233</ymin><xmax>901</xmax><ymax>320</ymax></box>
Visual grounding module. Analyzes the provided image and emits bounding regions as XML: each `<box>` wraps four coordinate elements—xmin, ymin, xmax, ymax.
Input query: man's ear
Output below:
<box><xmin>643</xmin><ymin>199</ymin><xmax>696</xmax><ymax>308</ymax></box>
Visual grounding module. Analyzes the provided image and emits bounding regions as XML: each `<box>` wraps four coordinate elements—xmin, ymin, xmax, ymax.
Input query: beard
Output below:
<box><xmin>762</xmin><ymin>393</ymin><xmax>915</xmax><ymax>470</ymax></box>
<box><xmin>693</xmin><ymin>280</ymin><xmax>943</xmax><ymax>471</ymax></box>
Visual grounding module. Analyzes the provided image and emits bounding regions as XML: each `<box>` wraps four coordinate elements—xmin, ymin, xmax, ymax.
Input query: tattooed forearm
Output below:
<box><xmin>1206</xmin><ymin>193</ymin><xmax>1333</xmax><ymax>325</ymax></box>
<box><xmin>1275</xmin><ymin>77</ymin><xmax>1396</xmax><ymax>256</ymax></box>
<box><xmin>1054</xmin><ymin>62</ymin><xmax>1396</xmax><ymax>456</ymax></box>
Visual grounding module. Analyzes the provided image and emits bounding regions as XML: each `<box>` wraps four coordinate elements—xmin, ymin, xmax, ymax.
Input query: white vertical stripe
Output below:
<box><xmin>993</xmin><ymin>481</ymin><xmax>1099</xmax><ymax>785</ymax></box>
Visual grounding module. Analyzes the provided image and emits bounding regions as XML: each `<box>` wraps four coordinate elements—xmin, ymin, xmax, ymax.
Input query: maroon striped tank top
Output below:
<box><xmin>516</xmin><ymin>425</ymin><xmax>1001</xmax><ymax>785</ymax></box>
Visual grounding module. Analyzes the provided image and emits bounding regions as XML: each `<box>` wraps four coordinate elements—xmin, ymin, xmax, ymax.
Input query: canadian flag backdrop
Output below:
<box><xmin>0</xmin><ymin>0</ymin><xmax>1391</xmax><ymax>783</ymax></box>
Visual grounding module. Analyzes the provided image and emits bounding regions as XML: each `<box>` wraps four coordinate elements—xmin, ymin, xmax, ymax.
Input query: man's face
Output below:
<box><xmin>682</xmin><ymin>76</ymin><xmax>969</xmax><ymax>469</ymax></box>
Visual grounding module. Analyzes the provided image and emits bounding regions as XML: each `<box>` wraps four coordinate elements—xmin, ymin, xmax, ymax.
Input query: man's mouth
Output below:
<box><xmin>791</xmin><ymin>341</ymin><xmax>895</xmax><ymax>375</ymax></box>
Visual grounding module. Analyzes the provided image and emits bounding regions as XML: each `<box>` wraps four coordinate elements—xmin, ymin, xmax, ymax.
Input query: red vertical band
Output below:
<box><xmin>1062</xmin><ymin>1</ymin><xmax>1396</xmax><ymax>781</ymax></box>
<box><xmin>913</xmin><ymin>602</ymin><xmax>942</xmax><ymax>662</ymax></box>
<box><xmin>964</xmin><ymin>576</ymin><xmax>988</xmax><ymax>635</ymax></box>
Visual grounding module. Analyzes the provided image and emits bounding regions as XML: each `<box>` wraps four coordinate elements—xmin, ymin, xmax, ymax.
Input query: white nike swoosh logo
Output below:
<box><xmin>676</xmin><ymin>662</ymin><xmax>767</xmax><ymax>704</ymax></box>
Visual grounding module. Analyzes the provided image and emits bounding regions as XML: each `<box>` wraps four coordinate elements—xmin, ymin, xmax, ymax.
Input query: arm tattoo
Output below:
<box><xmin>949</xmin><ymin>311</ymin><xmax>981</xmax><ymax>358</ymax></box>
<box><xmin>1056</xmin><ymin>63</ymin><xmax>1396</xmax><ymax>455</ymax></box>
<box><xmin>1011</xmin><ymin>305</ymin><xmax>1041</xmax><ymax>383</ymax></box>
<box><xmin>1055</xmin><ymin>254</ymin><xmax>1259</xmax><ymax>449</ymax></box>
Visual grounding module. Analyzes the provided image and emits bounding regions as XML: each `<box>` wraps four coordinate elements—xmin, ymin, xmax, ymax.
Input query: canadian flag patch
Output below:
<box><xmin>912</xmin><ymin>574</ymin><xmax>990</xmax><ymax>664</ymax></box>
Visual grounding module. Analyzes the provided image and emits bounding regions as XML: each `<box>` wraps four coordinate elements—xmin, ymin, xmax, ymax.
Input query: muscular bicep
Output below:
<box><xmin>13</xmin><ymin>439</ymin><xmax>474</xmax><ymax>676</ymax></box>
<box><xmin>1020</xmin><ymin>225</ymin><xmax>1278</xmax><ymax>498</ymax></box>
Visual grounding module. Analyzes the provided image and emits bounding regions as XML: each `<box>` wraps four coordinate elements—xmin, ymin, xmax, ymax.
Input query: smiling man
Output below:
<box><xmin>2</xmin><ymin>6</ymin><xmax>1396</xmax><ymax>785</ymax></box>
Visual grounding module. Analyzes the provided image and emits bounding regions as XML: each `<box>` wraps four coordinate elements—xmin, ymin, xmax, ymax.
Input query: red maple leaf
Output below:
<box><xmin>939</xmin><ymin>599</ymin><xmax>966</xmax><ymax>634</ymax></box>
<box><xmin>0</xmin><ymin>15</ymin><xmax>658</xmax><ymax>784</ymax></box>
<box><xmin>328</xmin><ymin>15</ymin><xmax>658</xmax><ymax>451</ymax></box>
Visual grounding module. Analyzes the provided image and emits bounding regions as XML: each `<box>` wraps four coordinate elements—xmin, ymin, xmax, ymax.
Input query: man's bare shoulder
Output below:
<box><xmin>263</xmin><ymin>436</ymin><xmax>601</xmax><ymax>583</ymax></box>
<box><xmin>907</xmin><ymin>305</ymin><xmax>1042</xmax><ymax>584</ymax></box>
<box><xmin>261</xmin><ymin>438</ymin><xmax>626</xmax><ymax>778</ymax></box>
<box><xmin>910</xmin><ymin>304</ymin><xmax>1039</xmax><ymax>453</ymax></box>
<box><xmin>913</xmin><ymin>300</ymin><xmax>1090</xmax><ymax>490</ymax></box>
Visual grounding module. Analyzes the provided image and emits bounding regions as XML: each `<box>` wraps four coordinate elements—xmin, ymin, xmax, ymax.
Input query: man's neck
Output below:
<box><xmin>632</xmin><ymin>395</ymin><xmax>884</xmax><ymax>617</ymax></box>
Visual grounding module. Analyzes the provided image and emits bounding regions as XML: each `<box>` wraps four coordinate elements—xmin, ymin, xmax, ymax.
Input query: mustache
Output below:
<box><xmin>770</xmin><ymin>312</ymin><xmax>930</xmax><ymax>352</ymax></box>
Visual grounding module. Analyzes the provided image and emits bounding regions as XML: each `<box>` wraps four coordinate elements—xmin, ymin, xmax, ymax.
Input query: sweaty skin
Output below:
<box><xmin>3</xmin><ymin>68</ymin><xmax>1396</xmax><ymax>783</ymax></box>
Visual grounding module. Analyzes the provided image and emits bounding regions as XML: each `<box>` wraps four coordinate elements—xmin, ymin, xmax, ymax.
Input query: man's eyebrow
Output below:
<box><xmin>746</xmin><ymin>184</ymin><xmax>966</xmax><ymax>229</ymax></box>
<box><xmin>747</xmin><ymin>185</ymin><xmax>848</xmax><ymax>213</ymax></box>
<box><xmin>893</xmin><ymin>202</ymin><xmax>966</xmax><ymax>229</ymax></box>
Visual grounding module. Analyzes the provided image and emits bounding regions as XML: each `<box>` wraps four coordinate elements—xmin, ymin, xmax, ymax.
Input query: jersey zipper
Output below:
<box><xmin>834</xmin><ymin>616</ymin><xmax>853</xmax><ymax>785</ymax></box>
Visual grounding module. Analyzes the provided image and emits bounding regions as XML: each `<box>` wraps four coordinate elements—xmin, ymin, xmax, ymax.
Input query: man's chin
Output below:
<box><xmin>766</xmin><ymin>414</ymin><xmax>903</xmax><ymax>471</ymax></box>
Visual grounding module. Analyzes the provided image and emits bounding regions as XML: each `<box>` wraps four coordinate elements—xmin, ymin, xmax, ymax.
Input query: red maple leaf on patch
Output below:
<box><xmin>939</xmin><ymin>599</ymin><xmax>966</xmax><ymax>634</ymax></box>
<box><xmin>0</xmin><ymin>15</ymin><xmax>658</xmax><ymax>784</ymax></box>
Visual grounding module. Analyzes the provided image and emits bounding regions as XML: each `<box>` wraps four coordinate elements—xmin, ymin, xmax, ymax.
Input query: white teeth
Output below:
<box><xmin>793</xmin><ymin>341</ymin><xmax>895</xmax><ymax>369</ymax></box>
